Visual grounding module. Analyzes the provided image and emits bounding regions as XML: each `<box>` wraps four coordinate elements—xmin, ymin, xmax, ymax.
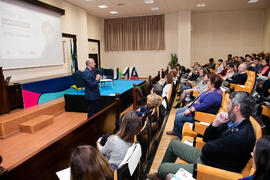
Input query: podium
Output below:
<box><xmin>0</xmin><ymin>67</ymin><xmax>24</xmax><ymax>115</ymax></box>
<box><xmin>0</xmin><ymin>67</ymin><xmax>9</xmax><ymax>115</ymax></box>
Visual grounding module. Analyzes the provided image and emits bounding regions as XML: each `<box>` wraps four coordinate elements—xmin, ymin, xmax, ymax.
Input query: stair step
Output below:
<box><xmin>20</xmin><ymin>115</ymin><xmax>54</xmax><ymax>134</ymax></box>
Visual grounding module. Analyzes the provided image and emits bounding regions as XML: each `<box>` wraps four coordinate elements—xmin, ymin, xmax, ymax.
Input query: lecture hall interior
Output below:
<box><xmin>0</xmin><ymin>0</ymin><xmax>270</xmax><ymax>179</ymax></box>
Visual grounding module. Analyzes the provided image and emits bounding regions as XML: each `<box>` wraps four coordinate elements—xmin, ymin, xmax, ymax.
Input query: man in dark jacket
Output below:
<box><xmin>83</xmin><ymin>58</ymin><xmax>100</xmax><ymax>118</ymax></box>
<box><xmin>226</xmin><ymin>63</ymin><xmax>247</xmax><ymax>85</ymax></box>
<box><xmin>148</xmin><ymin>91</ymin><xmax>256</xmax><ymax>180</ymax></box>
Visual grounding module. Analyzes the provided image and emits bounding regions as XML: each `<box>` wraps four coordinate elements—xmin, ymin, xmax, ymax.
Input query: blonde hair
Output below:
<box><xmin>147</xmin><ymin>93</ymin><xmax>163</xmax><ymax>108</ymax></box>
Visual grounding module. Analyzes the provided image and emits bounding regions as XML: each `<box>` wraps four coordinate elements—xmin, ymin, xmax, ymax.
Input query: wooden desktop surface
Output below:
<box><xmin>0</xmin><ymin>106</ymin><xmax>87</xmax><ymax>171</ymax></box>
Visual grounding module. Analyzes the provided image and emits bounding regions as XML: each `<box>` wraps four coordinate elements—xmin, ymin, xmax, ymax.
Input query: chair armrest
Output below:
<box><xmin>193</xmin><ymin>122</ymin><xmax>209</xmax><ymax>136</ymax></box>
<box><xmin>234</xmin><ymin>85</ymin><xmax>249</xmax><ymax>92</ymax></box>
<box><xmin>195</xmin><ymin>164</ymin><xmax>243</xmax><ymax>180</ymax></box>
<box><xmin>193</xmin><ymin>90</ymin><xmax>199</xmax><ymax>97</ymax></box>
<box><xmin>229</xmin><ymin>83</ymin><xmax>239</xmax><ymax>89</ymax></box>
<box><xmin>194</xmin><ymin>137</ymin><xmax>205</xmax><ymax>149</ymax></box>
<box><xmin>194</xmin><ymin>112</ymin><xmax>216</xmax><ymax>124</ymax></box>
<box><xmin>182</xmin><ymin>136</ymin><xmax>205</xmax><ymax>150</ymax></box>
<box><xmin>182</xmin><ymin>123</ymin><xmax>197</xmax><ymax>138</ymax></box>
<box><xmin>262</xmin><ymin>105</ymin><xmax>270</xmax><ymax>117</ymax></box>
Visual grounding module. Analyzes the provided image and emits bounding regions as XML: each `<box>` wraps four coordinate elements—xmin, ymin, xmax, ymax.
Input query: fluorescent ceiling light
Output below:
<box><xmin>85</xmin><ymin>0</ymin><xmax>93</xmax><ymax>2</ymax></box>
<box><xmin>196</xmin><ymin>3</ymin><xmax>206</xmax><ymax>7</ymax></box>
<box><xmin>151</xmin><ymin>7</ymin><xmax>159</xmax><ymax>10</ymax></box>
<box><xmin>109</xmin><ymin>11</ymin><xmax>119</xmax><ymax>14</ymax></box>
<box><xmin>144</xmin><ymin>0</ymin><xmax>154</xmax><ymax>4</ymax></box>
<box><xmin>98</xmin><ymin>5</ymin><xmax>108</xmax><ymax>8</ymax></box>
<box><xmin>248</xmin><ymin>0</ymin><xmax>259</xmax><ymax>3</ymax></box>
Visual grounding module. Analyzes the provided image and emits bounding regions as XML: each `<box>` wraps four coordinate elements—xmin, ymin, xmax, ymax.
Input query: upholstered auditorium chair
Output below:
<box><xmin>182</xmin><ymin>93</ymin><xmax>228</xmax><ymax>138</ymax></box>
<box><xmin>113</xmin><ymin>136</ymin><xmax>141</xmax><ymax>180</ymax></box>
<box><xmin>230</xmin><ymin>71</ymin><xmax>256</xmax><ymax>94</ymax></box>
<box><xmin>189</xmin><ymin>116</ymin><xmax>262</xmax><ymax>180</ymax></box>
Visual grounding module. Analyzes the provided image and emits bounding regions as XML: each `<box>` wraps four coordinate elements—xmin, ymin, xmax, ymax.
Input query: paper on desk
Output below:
<box><xmin>184</xmin><ymin>140</ymin><xmax>193</xmax><ymax>146</ymax></box>
<box><xmin>188</xmin><ymin>123</ymin><xmax>193</xmax><ymax>129</ymax></box>
<box><xmin>172</xmin><ymin>168</ymin><xmax>196</xmax><ymax>180</ymax></box>
<box><xmin>56</xmin><ymin>167</ymin><xmax>70</xmax><ymax>180</ymax></box>
<box><xmin>119</xmin><ymin>143</ymin><xmax>142</xmax><ymax>176</ymax></box>
<box><xmin>199</xmin><ymin>122</ymin><xmax>210</xmax><ymax>126</ymax></box>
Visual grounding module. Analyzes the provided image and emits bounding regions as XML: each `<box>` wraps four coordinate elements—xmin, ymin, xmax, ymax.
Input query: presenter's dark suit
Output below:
<box><xmin>83</xmin><ymin>67</ymin><xmax>100</xmax><ymax>118</ymax></box>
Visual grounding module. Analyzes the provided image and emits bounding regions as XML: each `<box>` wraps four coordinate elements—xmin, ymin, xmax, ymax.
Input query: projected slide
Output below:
<box><xmin>0</xmin><ymin>0</ymin><xmax>63</xmax><ymax>69</ymax></box>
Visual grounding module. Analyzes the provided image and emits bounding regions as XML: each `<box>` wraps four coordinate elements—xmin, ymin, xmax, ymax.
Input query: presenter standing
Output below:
<box><xmin>83</xmin><ymin>58</ymin><xmax>100</xmax><ymax>118</ymax></box>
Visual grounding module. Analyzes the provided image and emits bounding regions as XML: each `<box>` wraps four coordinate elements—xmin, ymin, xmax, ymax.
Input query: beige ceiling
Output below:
<box><xmin>64</xmin><ymin>0</ymin><xmax>270</xmax><ymax>18</ymax></box>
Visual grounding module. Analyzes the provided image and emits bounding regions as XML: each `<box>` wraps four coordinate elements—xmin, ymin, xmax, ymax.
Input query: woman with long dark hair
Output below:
<box><xmin>70</xmin><ymin>145</ymin><xmax>113</xmax><ymax>180</ymax></box>
<box><xmin>97</xmin><ymin>111</ymin><xmax>141</xmax><ymax>170</ymax></box>
<box><xmin>241</xmin><ymin>136</ymin><xmax>270</xmax><ymax>180</ymax></box>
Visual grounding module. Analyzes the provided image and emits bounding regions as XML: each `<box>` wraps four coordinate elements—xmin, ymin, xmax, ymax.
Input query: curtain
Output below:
<box><xmin>104</xmin><ymin>15</ymin><xmax>164</xmax><ymax>51</ymax></box>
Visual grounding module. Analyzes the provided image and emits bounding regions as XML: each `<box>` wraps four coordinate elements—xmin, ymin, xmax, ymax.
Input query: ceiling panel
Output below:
<box><xmin>63</xmin><ymin>0</ymin><xmax>270</xmax><ymax>18</ymax></box>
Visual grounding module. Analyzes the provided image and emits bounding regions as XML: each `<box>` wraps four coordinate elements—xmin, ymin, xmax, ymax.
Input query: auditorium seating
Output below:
<box><xmin>230</xmin><ymin>71</ymin><xmax>256</xmax><ymax>94</ymax></box>
<box><xmin>191</xmin><ymin>116</ymin><xmax>262</xmax><ymax>180</ymax></box>
<box><xmin>182</xmin><ymin>92</ymin><xmax>228</xmax><ymax>138</ymax></box>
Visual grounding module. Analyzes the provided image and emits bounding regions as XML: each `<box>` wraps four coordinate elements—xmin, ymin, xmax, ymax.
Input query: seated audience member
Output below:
<box><xmin>175</xmin><ymin>64</ymin><xmax>182</xmax><ymax>78</ymax></box>
<box><xmin>188</xmin><ymin>65</ymin><xmax>201</xmax><ymax>82</ymax></box>
<box><xmin>249</xmin><ymin>58</ymin><xmax>262</xmax><ymax>74</ymax></box>
<box><xmin>151</xmin><ymin>84</ymin><xmax>166</xmax><ymax>118</ymax></box>
<box><xmin>135</xmin><ymin>93</ymin><xmax>163</xmax><ymax>123</ymax></box>
<box><xmin>246</xmin><ymin>55</ymin><xmax>253</xmax><ymax>68</ymax></box>
<box><xmin>222</xmin><ymin>64</ymin><xmax>235</xmax><ymax>88</ymax></box>
<box><xmin>169</xmin><ymin>70</ymin><xmax>178</xmax><ymax>84</ymax></box>
<box><xmin>151</xmin><ymin>84</ymin><xmax>163</xmax><ymax>96</ymax></box>
<box><xmin>204</xmin><ymin>58</ymin><xmax>215</xmax><ymax>70</ymax></box>
<box><xmin>218</xmin><ymin>62</ymin><xmax>228</xmax><ymax>77</ymax></box>
<box><xmin>97</xmin><ymin>111</ymin><xmax>141</xmax><ymax>170</ymax></box>
<box><xmin>223</xmin><ymin>63</ymin><xmax>235</xmax><ymax>80</ymax></box>
<box><xmin>226</xmin><ymin>63</ymin><xmax>247</xmax><ymax>85</ymax></box>
<box><xmin>174</xmin><ymin>68</ymin><xmax>209</xmax><ymax>108</ymax></box>
<box><xmin>167</xmin><ymin>74</ymin><xmax>223</xmax><ymax>139</ymax></box>
<box><xmin>240</xmin><ymin>136</ymin><xmax>270</xmax><ymax>180</ymax></box>
<box><xmin>256</xmin><ymin>59</ymin><xmax>270</xmax><ymax>84</ymax></box>
<box><xmin>238</xmin><ymin>56</ymin><xmax>245</xmax><ymax>64</ymax></box>
<box><xmin>215</xmin><ymin>59</ymin><xmax>224</xmax><ymax>74</ymax></box>
<box><xmin>148</xmin><ymin>91</ymin><xmax>256</xmax><ymax>180</ymax></box>
<box><xmin>180</xmin><ymin>66</ymin><xmax>202</xmax><ymax>95</ymax></box>
<box><xmin>162</xmin><ymin>74</ymin><xmax>173</xmax><ymax>109</ymax></box>
<box><xmin>227</xmin><ymin>54</ymin><xmax>232</xmax><ymax>63</ymax></box>
<box><xmin>260</xmin><ymin>79</ymin><xmax>270</xmax><ymax>97</ymax></box>
<box><xmin>70</xmin><ymin>145</ymin><xmax>113</xmax><ymax>180</ymax></box>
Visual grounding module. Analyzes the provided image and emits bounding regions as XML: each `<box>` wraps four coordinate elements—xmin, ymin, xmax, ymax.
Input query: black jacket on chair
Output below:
<box><xmin>201</xmin><ymin>119</ymin><xmax>256</xmax><ymax>173</ymax></box>
<box><xmin>226</xmin><ymin>72</ymin><xmax>247</xmax><ymax>85</ymax></box>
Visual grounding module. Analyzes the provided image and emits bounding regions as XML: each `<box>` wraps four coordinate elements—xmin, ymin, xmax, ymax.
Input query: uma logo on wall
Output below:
<box><xmin>114</xmin><ymin>66</ymin><xmax>138</xmax><ymax>80</ymax></box>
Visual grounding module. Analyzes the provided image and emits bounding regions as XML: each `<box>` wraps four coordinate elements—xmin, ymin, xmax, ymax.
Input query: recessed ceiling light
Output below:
<box><xmin>98</xmin><ymin>5</ymin><xmax>108</xmax><ymax>8</ymax></box>
<box><xmin>196</xmin><ymin>3</ymin><xmax>206</xmax><ymax>7</ymax></box>
<box><xmin>109</xmin><ymin>11</ymin><xmax>119</xmax><ymax>14</ymax></box>
<box><xmin>144</xmin><ymin>0</ymin><xmax>154</xmax><ymax>4</ymax></box>
<box><xmin>151</xmin><ymin>7</ymin><xmax>159</xmax><ymax>10</ymax></box>
<box><xmin>248</xmin><ymin>0</ymin><xmax>259</xmax><ymax>3</ymax></box>
<box><xmin>85</xmin><ymin>0</ymin><xmax>93</xmax><ymax>2</ymax></box>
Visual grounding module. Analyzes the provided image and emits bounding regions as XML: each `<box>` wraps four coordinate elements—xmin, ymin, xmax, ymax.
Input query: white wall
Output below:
<box><xmin>3</xmin><ymin>0</ymin><xmax>102</xmax><ymax>83</ymax></box>
<box><xmin>191</xmin><ymin>10</ymin><xmax>264</xmax><ymax>65</ymax></box>
<box><xmin>178</xmin><ymin>11</ymin><xmax>191</xmax><ymax>68</ymax></box>
<box><xmin>263</xmin><ymin>6</ymin><xmax>270</xmax><ymax>53</ymax></box>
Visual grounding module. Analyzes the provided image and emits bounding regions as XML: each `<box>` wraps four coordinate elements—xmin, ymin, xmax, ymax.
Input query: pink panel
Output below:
<box><xmin>22</xmin><ymin>90</ymin><xmax>41</xmax><ymax>108</ymax></box>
